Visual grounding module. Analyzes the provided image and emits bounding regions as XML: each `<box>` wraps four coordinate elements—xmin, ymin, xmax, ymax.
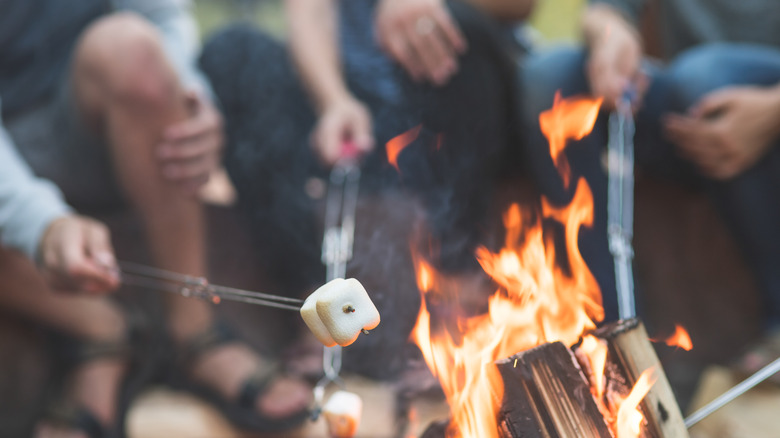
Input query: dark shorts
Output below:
<box><xmin>4</xmin><ymin>77</ymin><xmax>122</xmax><ymax>210</ymax></box>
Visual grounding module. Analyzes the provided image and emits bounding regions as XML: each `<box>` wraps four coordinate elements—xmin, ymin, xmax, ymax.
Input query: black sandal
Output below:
<box><xmin>35</xmin><ymin>305</ymin><xmax>154</xmax><ymax>438</ymax></box>
<box><xmin>167</xmin><ymin>321</ymin><xmax>311</xmax><ymax>433</ymax></box>
<box><xmin>37</xmin><ymin>338</ymin><xmax>136</xmax><ymax>438</ymax></box>
<box><xmin>41</xmin><ymin>401</ymin><xmax>111</xmax><ymax>438</ymax></box>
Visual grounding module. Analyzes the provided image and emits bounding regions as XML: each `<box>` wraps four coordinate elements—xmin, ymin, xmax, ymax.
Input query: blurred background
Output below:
<box><xmin>191</xmin><ymin>0</ymin><xmax>586</xmax><ymax>43</ymax></box>
<box><xmin>1</xmin><ymin>1</ymin><xmax>776</xmax><ymax>437</ymax></box>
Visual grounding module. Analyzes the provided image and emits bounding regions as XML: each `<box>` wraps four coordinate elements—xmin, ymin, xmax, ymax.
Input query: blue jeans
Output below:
<box><xmin>521</xmin><ymin>43</ymin><xmax>780</xmax><ymax>326</ymax></box>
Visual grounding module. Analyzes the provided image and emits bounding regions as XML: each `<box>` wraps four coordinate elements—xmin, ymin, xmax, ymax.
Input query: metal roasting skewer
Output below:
<box><xmin>119</xmin><ymin>261</ymin><xmax>304</xmax><ymax>311</ymax></box>
<box><xmin>685</xmin><ymin>357</ymin><xmax>780</xmax><ymax>428</ymax></box>
<box><xmin>312</xmin><ymin>152</ymin><xmax>361</xmax><ymax>420</ymax></box>
<box><xmin>603</xmin><ymin>78</ymin><xmax>780</xmax><ymax>428</ymax></box>
<box><xmin>607</xmin><ymin>91</ymin><xmax>637</xmax><ymax>320</ymax></box>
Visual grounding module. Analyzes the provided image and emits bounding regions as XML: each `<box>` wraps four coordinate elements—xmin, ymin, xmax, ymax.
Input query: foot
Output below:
<box><xmin>34</xmin><ymin>306</ymin><xmax>128</xmax><ymax>438</ymax></box>
<box><xmin>284</xmin><ymin>332</ymin><xmax>325</xmax><ymax>380</ymax></box>
<box><xmin>186</xmin><ymin>341</ymin><xmax>312</xmax><ymax>419</ymax></box>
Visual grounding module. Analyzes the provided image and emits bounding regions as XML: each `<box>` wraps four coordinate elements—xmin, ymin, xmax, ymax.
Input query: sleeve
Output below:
<box><xmin>589</xmin><ymin>0</ymin><xmax>646</xmax><ymax>25</ymax></box>
<box><xmin>113</xmin><ymin>0</ymin><xmax>215</xmax><ymax>100</ymax></box>
<box><xmin>0</xmin><ymin>100</ymin><xmax>72</xmax><ymax>262</ymax></box>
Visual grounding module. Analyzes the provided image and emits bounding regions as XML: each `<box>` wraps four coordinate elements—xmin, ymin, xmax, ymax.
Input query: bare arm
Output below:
<box><xmin>0</xmin><ymin>108</ymin><xmax>118</xmax><ymax>293</ymax></box>
<box><xmin>286</xmin><ymin>0</ymin><xmax>347</xmax><ymax>112</ymax></box>
<box><xmin>285</xmin><ymin>0</ymin><xmax>373</xmax><ymax>165</ymax></box>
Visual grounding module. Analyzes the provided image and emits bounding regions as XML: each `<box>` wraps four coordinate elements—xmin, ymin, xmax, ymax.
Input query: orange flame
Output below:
<box><xmin>664</xmin><ymin>325</ymin><xmax>693</xmax><ymax>351</ymax></box>
<box><xmin>410</xmin><ymin>94</ymin><xmax>605</xmax><ymax>438</ymax></box>
<box><xmin>538</xmin><ymin>92</ymin><xmax>602</xmax><ymax>187</ymax></box>
<box><xmin>616</xmin><ymin>367</ymin><xmax>657</xmax><ymax>438</ymax></box>
<box><xmin>580</xmin><ymin>335</ymin><xmax>608</xmax><ymax>402</ymax></box>
<box><xmin>386</xmin><ymin>125</ymin><xmax>422</xmax><ymax>172</ymax></box>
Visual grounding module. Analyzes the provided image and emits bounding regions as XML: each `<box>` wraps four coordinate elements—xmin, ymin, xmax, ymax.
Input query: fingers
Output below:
<box><xmin>313</xmin><ymin>99</ymin><xmax>375</xmax><ymax>165</ymax></box>
<box><xmin>376</xmin><ymin>1</ymin><xmax>464</xmax><ymax>85</ymax></box>
<box><xmin>314</xmin><ymin>118</ymin><xmax>344</xmax><ymax>166</ymax></box>
<box><xmin>663</xmin><ymin>114</ymin><xmax>732</xmax><ymax>178</ymax></box>
<box><xmin>382</xmin><ymin>32</ymin><xmax>425</xmax><ymax>81</ymax></box>
<box><xmin>689</xmin><ymin>89</ymin><xmax>735</xmax><ymax>119</ymax></box>
<box><xmin>45</xmin><ymin>217</ymin><xmax>119</xmax><ymax>295</ymax></box>
<box><xmin>158</xmin><ymin>95</ymin><xmax>224</xmax><ymax>191</ymax></box>
<box><xmin>431</xmin><ymin>7</ymin><xmax>466</xmax><ymax>54</ymax></box>
<box><xmin>351</xmin><ymin>112</ymin><xmax>375</xmax><ymax>154</ymax></box>
<box><xmin>82</xmin><ymin>221</ymin><xmax>121</xmax><ymax>292</ymax></box>
<box><xmin>402</xmin><ymin>21</ymin><xmax>457</xmax><ymax>85</ymax></box>
<box><xmin>586</xmin><ymin>25</ymin><xmax>642</xmax><ymax>110</ymax></box>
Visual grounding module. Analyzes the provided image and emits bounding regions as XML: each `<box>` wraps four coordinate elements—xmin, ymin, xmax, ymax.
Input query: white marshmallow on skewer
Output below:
<box><xmin>323</xmin><ymin>390</ymin><xmax>362</xmax><ymax>438</ymax></box>
<box><xmin>300</xmin><ymin>278</ymin><xmax>380</xmax><ymax>347</ymax></box>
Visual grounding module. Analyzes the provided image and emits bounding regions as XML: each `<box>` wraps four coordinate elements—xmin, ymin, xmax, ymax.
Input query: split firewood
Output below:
<box><xmin>300</xmin><ymin>278</ymin><xmax>381</xmax><ymax>347</ymax></box>
<box><xmin>496</xmin><ymin>342</ymin><xmax>612</xmax><ymax>438</ymax></box>
<box><xmin>588</xmin><ymin>319</ymin><xmax>689</xmax><ymax>438</ymax></box>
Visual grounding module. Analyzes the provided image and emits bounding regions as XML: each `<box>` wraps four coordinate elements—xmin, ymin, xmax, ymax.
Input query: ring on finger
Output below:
<box><xmin>415</xmin><ymin>16</ymin><xmax>435</xmax><ymax>35</ymax></box>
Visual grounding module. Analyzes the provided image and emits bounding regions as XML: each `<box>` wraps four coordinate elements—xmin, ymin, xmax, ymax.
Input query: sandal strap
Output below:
<box><xmin>46</xmin><ymin>402</ymin><xmax>106</xmax><ymax>438</ymax></box>
<box><xmin>175</xmin><ymin>321</ymin><xmax>285</xmax><ymax>410</ymax></box>
<box><xmin>76</xmin><ymin>340</ymin><xmax>132</xmax><ymax>363</ymax></box>
<box><xmin>176</xmin><ymin>321</ymin><xmax>238</xmax><ymax>369</ymax></box>
<box><xmin>237</xmin><ymin>361</ymin><xmax>282</xmax><ymax>409</ymax></box>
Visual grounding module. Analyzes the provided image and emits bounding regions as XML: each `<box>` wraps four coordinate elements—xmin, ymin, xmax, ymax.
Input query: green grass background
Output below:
<box><xmin>192</xmin><ymin>0</ymin><xmax>585</xmax><ymax>43</ymax></box>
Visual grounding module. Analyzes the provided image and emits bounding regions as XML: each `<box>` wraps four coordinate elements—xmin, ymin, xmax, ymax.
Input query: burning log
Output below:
<box><xmin>496</xmin><ymin>342</ymin><xmax>612</xmax><ymax>438</ymax></box>
<box><xmin>583</xmin><ymin>319</ymin><xmax>689</xmax><ymax>438</ymax></box>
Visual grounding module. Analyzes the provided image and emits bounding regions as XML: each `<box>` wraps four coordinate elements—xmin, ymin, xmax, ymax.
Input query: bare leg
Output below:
<box><xmin>0</xmin><ymin>249</ymin><xmax>126</xmax><ymax>438</ymax></box>
<box><xmin>72</xmin><ymin>12</ymin><xmax>210</xmax><ymax>338</ymax></box>
<box><xmin>71</xmin><ymin>13</ymin><xmax>310</xmax><ymax>420</ymax></box>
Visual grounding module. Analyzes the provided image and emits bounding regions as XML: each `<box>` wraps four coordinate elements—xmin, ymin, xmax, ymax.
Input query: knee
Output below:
<box><xmin>76</xmin><ymin>12</ymin><xmax>177</xmax><ymax>107</ymax></box>
<box><xmin>667</xmin><ymin>43</ymin><xmax>745</xmax><ymax>108</ymax></box>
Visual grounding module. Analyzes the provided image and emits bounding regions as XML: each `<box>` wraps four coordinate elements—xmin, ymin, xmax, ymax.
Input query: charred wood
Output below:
<box><xmin>588</xmin><ymin>318</ymin><xmax>689</xmax><ymax>438</ymax></box>
<box><xmin>496</xmin><ymin>342</ymin><xmax>612</xmax><ymax>438</ymax></box>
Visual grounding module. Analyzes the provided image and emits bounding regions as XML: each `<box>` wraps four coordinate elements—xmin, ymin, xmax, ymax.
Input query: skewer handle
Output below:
<box><xmin>685</xmin><ymin>357</ymin><xmax>780</xmax><ymax>428</ymax></box>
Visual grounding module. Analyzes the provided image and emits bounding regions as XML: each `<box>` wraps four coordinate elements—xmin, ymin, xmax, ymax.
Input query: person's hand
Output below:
<box><xmin>584</xmin><ymin>5</ymin><xmax>644</xmax><ymax>110</ymax></box>
<box><xmin>375</xmin><ymin>0</ymin><xmax>467</xmax><ymax>86</ymax></box>
<box><xmin>312</xmin><ymin>96</ymin><xmax>374</xmax><ymax>166</ymax></box>
<box><xmin>663</xmin><ymin>86</ymin><xmax>780</xmax><ymax>180</ymax></box>
<box><xmin>39</xmin><ymin>215</ymin><xmax>120</xmax><ymax>295</ymax></box>
<box><xmin>158</xmin><ymin>90</ymin><xmax>224</xmax><ymax>194</ymax></box>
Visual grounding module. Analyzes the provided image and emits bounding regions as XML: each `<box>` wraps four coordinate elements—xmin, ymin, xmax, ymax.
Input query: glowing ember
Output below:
<box><xmin>386</xmin><ymin>125</ymin><xmax>422</xmax><ymax>172</ymax></box>
<box><xmin>616</xmin><ymin>367</ymin><xmax>657</xmax><ymax>438</ymax></box>
<box><xmin>663</xmin><ymin>325</ymin><xmax>693</xmax><ymax>351</ymax></box>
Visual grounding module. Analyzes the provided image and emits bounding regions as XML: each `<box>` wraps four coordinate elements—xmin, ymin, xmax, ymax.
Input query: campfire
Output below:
<box><xmin>409</xmin><ymin>95</ymin><xmax>689</xmax><ymax>438</ymax></box>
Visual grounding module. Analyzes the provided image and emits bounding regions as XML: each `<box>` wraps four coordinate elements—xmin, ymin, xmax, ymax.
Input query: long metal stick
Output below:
<box><xmin>119</xmin><ymin>261</ymin><xmax>303</xmax><ymax>311</ymax></box>
<box><xmin>685</xmin><ymin>357</ymin><xmax>780</xmax><ymax>428</ymax></box>
<box><xmin>607</xmin><ymin>94</ymin><xmax>637</xmax><ymax>319</ymax></box>
<box><xmin>312</xmin><ymin>155</ymin><xmax>361</xmax><ymax>420</ymax></box>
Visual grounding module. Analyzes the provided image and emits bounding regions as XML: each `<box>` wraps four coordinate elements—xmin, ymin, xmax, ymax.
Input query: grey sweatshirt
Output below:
<box><xmin>0</xmin><ymin>0</ymin><xmax>210</xmax><ymax>262</ymax></box>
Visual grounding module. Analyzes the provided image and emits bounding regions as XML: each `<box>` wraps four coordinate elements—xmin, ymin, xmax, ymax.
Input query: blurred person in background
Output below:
<box><xmin>521</xmin><ymin>0</ymin><xmax>780</xmax><ymax>376</ymax></box>
<box><xmin>199</xmin><ymin>0</ymin><xmax>535</xmax><ymax>380</ymax></box>
<box><xmin>0</xmin><ymin>0</ymin><xmax>310</xmax><ymax>436</ymax></box>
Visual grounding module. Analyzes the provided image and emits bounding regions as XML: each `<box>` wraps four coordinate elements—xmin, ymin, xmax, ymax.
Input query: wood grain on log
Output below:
<box><xmin>590</xmin><ymin>319</ymin><xmax>689</xmax><ymax>438</ymax></box>
<box><xmin>496</xmin><ymin>342</ymin><xmax>612</xmax><ymax>438</ymax></box>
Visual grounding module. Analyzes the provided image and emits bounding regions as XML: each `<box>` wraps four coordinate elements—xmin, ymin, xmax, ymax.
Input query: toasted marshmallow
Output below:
<box><xmin>300</xmin><ymin>278</ymin><xmax>380</xmax><ymax>347</ymax></box>
<box><xmin>323</xmin><ymin>390</ymin><xmax>362</xmax><ymax>438</ymax></box>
